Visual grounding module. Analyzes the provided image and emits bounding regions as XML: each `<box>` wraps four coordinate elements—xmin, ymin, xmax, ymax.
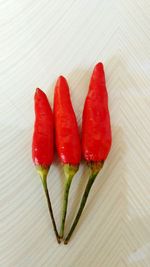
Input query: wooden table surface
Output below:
<box><xmin>1</xmin><ymin>0</ymin><xmax>150</xmax><ymax>266</ymax></box>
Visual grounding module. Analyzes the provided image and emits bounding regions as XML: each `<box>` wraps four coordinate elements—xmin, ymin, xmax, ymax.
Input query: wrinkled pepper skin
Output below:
<box><xmin>82</xmin><ymin>62</ymin><xmax>112</xmax><ymax>162</ymax></box>
<box><xmin>32</xmin><ymin>88</ymin><xmax>54</xmax><ymax>167</ymax></box>
<box><xmin>54</xmin><ymin>76</ymin><xmax>81</xmax><ymax>165</ymax></box>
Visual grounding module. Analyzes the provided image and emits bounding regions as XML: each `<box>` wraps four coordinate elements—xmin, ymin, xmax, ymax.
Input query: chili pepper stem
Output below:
<box><xmin>64</xmin><ymin>161</ymin><xmax>104</xmax><ymax>244</ymax></box>
<box><xmin>59</xmin><ymin>164</ymin><xmax>79</xmax><ymax>239</ymax></box>
<box><xmin>36</xmin><ymin>166</ymin><xmax>61</xmax><ymax>244</ymax></box>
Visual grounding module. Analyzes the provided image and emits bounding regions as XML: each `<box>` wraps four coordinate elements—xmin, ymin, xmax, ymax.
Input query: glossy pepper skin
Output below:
<box><xmin>64</xmin><ymin>63</ymin><xmax>111</xmax><ymax>244</ymax></box>
<box><xmin>32</xmin><ymin>88</ymin><xmax>53</xmax><ymax>167</ymax></box>
<box><xmin>54</xmin><ymin>76</ymin><xmax>81</xmax><ymax>165</ymax></box>
<box><xmin>54</xmin><ymin>76</ymin><xmax>81</xmax><ymax>238</ymax></box>
<box><xmin>82</xmin><ymin>62</ymin><xmax>111</xmax><ymax>162</ymax></box>
<box><xmin>32</xmin><ymin>88</ymin><xmax>60</xmax><ymax>243</ymax></box>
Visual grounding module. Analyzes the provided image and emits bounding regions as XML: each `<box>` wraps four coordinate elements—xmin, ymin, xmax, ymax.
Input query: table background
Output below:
<box><xmin>1</xmin><ymin>0</ymin><xmax>150</xmax><ymax>266</ymax></box>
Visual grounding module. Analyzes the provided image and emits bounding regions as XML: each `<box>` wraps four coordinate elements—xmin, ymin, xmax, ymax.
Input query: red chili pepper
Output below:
<box><xmin>82</xmin><ymin>62</ymin><xmax>112</xmax><ymax>162</ymax></box>
<box><xmin>32</xmin><ymin>88</ymin><xmax>60</xmax><ymax>243</ymax></box>
<box><xmin>54</xmin><ymin>76</ymin><xmax>81</xmax><ymax>238</ymax></box>
<box><xmin>64</xmin><ymin>63</ymin><xmax>112</xmax><ymax>244</ymax></box>
<box><xmin>32</xmin><ymin>88</ymin><xmax>53</xmax><ymax>167</ymax></box>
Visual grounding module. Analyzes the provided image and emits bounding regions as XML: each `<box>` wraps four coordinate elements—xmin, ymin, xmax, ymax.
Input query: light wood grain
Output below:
<box><xmin>0</xmin><ymin>0</ymin><xmax>150</xmax><ymax>266</ymax></box>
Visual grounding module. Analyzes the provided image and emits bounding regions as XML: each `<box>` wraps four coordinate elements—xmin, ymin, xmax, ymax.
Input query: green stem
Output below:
<box><xmin>59</xmin><ymin>176</ymin><xmax>72</xmax><ymax>238</ymax></box>
<box><xmin>64</xmin><ymin>161</ymin><xmax>104</xmax><ymax>244</ymax></box>
<box><xmin>36</xmin><ymin>166</ymin><xmax>61</xmax><ymax>244</ymax></box>
<box><xmin>59</xmin><ymin>164</ymin><xmax>78</xmax><ymax>239</ymax></box>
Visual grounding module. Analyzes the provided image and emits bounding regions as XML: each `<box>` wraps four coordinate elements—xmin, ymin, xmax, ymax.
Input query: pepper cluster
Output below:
<box><xmin>32</xmin><ymin>63</ymin><xmax>112</xmax><ymax>244</ymax></box>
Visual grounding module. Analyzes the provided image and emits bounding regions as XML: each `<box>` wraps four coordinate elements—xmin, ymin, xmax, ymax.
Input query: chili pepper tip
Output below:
<box><xmin>94</xmin><ymin>62</ymin><xmax>104</xmax><ymax>72</ymax></box>
<box><xmin>35</xmin><ymin>87</ymin><xmax>42</xmax><ymax>94</ymax></box>
<box><xmin>56</xmin><ymin>75</ymin><xmax>67</xmax><ymax>87</ymax></box>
